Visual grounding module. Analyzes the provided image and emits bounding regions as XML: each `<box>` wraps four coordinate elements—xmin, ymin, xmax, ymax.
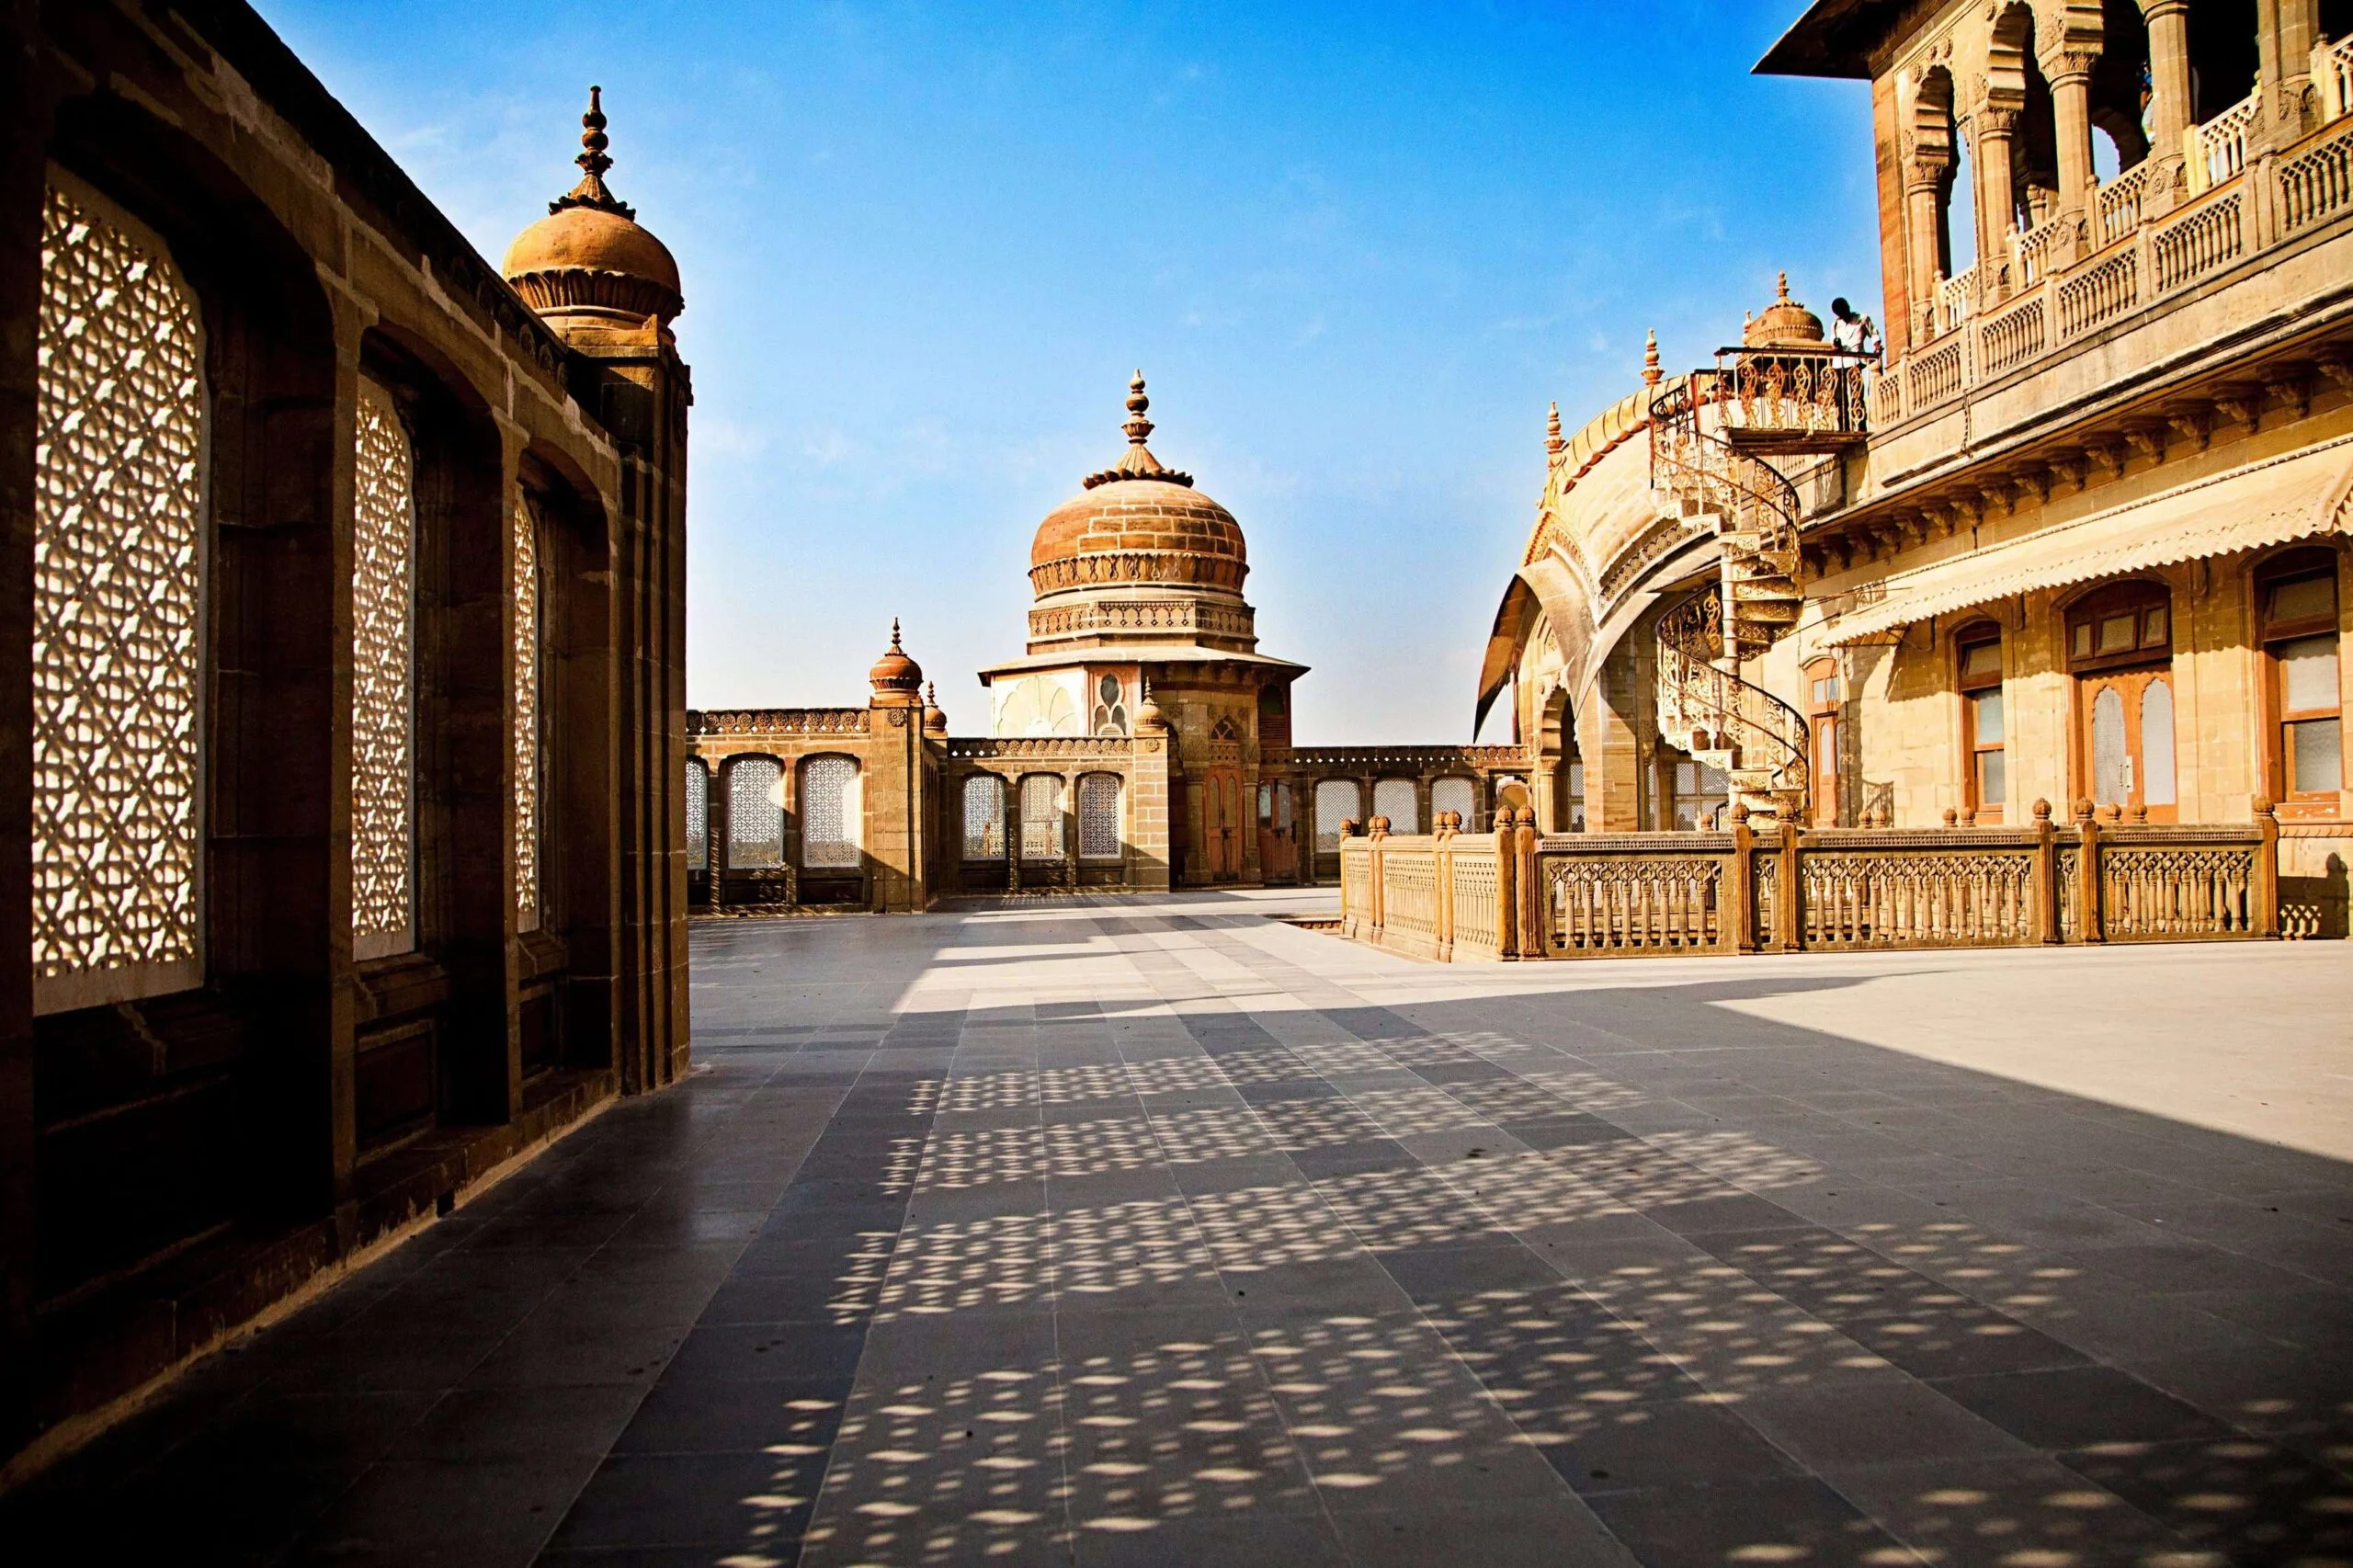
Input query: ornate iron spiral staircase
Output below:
<box><xmin>1645</xmin><ymin>280</ymin><xmax>1872</xmax><ymax>823</ymax></box>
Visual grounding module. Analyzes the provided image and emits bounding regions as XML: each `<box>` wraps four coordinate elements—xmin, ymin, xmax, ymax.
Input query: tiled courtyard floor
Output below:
<box><xmin>9</xmin><ymin>891</ymin><xmax>2353</xmax><ymax>1566</ymax></box>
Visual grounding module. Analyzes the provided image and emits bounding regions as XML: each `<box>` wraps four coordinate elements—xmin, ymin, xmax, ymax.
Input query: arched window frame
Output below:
<box><xmin>1954</xmin><ymin>622</ymin><xmax>2006</xmax><ymax>822</ymax></box>
<box><xmin>962</xmin><ymin>774</ymin><xmax>1007</xmax><ymax>860</ymax></box>
<box><xmin>1431</xmin><ymin>776</ymin><xmax>1477</xmax><ymax>831</ymax></box>
<box><xmin>724</xmin><ymin>755</ymin><xmax>785</xmax><ymax>870</ymax></box>
<box><xmin>32</xmin><ymin>176</ymin><xmax>210</xmax><ymax>1014</ymax></box>
<box><xmin>1019</xmin><ymin>774</ymin><xmax>1065</xmax><ymax>858</ymax></box>
<box><xmin>2065</xmin><ymin>580</ymin><xmax>2173</xmax><ymax>673</ymax></box>
<box><xmin>800</xmin><ymin>754</ymin><xmax>862</xmax><ymax>869</ymax></box>
<box><xmin>1076</xmin><ymin>772</ymin><xmax>1123</xmax><ymax>860</ymax></box>
<box><xmin>352</xmin><ymin>376</ymin><xmax>418</xmax><ymax>958</ymax></box>
<box><xmin>1313</xmin><ymin>779</ymin><xmax>1362</xmax><ymax>853</ymax></box>
<box><xmin>2255</xmin><ymin>548</ymin><xmax>2344</xmax><ymax>811</ymax></box>
<box><xmin>1372</xmin><ymin>778</ymin><xmax>1419</xmax><ymax>834</ymax></box>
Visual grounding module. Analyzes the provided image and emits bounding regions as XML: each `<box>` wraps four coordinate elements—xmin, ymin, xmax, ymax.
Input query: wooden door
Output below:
<box><xmin>1258</xmin><ymin>782</ymin><xmax>1298</xmax><ymax>882</ymax></box>
<box><xmin>2081</xmin><ymin>667</ymin><xmax>2177</xmax><ymax>822</ymax></box>
<box><xmin>1810</xmin><ymin>713</ymin><xmax>1840</xmax><ymax>825</ymax></box>
<box><xmin>1206</xmin><ymin>767</ymin><xmax>1243</xmax><ymax>878</ymax></box>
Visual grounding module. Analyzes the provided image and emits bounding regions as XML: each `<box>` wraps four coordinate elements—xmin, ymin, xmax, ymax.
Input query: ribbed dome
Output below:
<box><xmin>868</xmin><ymin>620</ymin><xmax>922</xmax><ymax>695</ymax></box>
<box><xmin>1743</xmin><ymin>271</ymin><xmax>1825</xmax><ymax>349</ymax></box>
<box><xmin>502</xmin><ymin>88</ymin><xmax>683</xmax><ymax>325</ymax></box>
<box><xmin>1029</xmin><ymin>373</ymin><xmax>1248</xmax><ymax>599</ymax></box>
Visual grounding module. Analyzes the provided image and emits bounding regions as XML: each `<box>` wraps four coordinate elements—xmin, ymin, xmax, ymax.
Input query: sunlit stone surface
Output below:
<box><xmin>6</xmin><ymin>894</ymin><xmax>2349</xmax><ymax>1565</ymax></box>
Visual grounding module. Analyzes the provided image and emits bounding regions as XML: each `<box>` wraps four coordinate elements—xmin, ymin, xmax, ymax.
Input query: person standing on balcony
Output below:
<box><xmin>1830</xmin><ymin>297</ymin><xmax>1879</xmax><ymax>355</ymax></box>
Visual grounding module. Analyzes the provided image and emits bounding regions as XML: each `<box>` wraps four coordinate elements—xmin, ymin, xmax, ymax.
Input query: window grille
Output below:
<box><xmin>1431</xmin><ymin>777</ymin><xmax>1475</xmax><ymax>828</ymax></box>
<box><xmin>727</xmin><ymin>757</ymin><xmax>783</xmax><ymax>868</ymax></box>
<box><xmin>685</xmin><ymin>758</ymin><xmax>709</xmax><ymax>870</ymax></box>
<box><xmin>511</xmin><ymin>488</ymin><xmax>542</xmax><ymax>930</ymax></box>
<box><xmin>1077</xmin><ymin>773</ymin><xmax>1122</xmax><ymax>859</ymax></box>
<box><xmin>1020</xmin><ymin>775</ymin><xmax>1063</xmax><ymax>858</ymax></box>
<box><xmin>1373</xmin><ymin>778</ymin><xmax>1418</xmax><ymax>833</ymax></box>
<box><xmin>962</xmin><ymin>775</ymin><xmax>1006</xmax><ymax>859</ymax></box>
<box><xmin>802</xmin><ymin>756</ymin><xmax>861</xmax><ymax>868</ymax></box>
<box><xmin>32</xmin><ymin>183</ymin><xmax>206</xmax><ymax>1012</ymax></box>
<box><xmin>352</xmin><ymin>380</ymin><xmax>415</xmax><ymax>958</ymax></box>
<box><xmin>1313</xmin><ymin>780</ymin><xmax>1360</xmax><ymax>853</ymax></box>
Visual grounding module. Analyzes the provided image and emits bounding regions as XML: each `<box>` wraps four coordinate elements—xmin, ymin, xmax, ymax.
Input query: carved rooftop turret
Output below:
<box><xmin>502</xmin><ymin>86</ymin><xmax>684</xmax><ymax>328</ymax></box>
<box><xmin>1743</xmin><ymin>272</ymin><xmax>1826</xmax><ymax>349</ymax></box>
<box><xmin>868</xmin><ymin>619</ymin><xmax>924</xmax><ymax>704</ymax></box>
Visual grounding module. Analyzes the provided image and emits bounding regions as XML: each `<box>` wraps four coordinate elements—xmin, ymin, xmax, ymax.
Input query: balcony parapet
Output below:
<box><xmin>1869</xmin><ymin>113</ymin><xmax>2353</xmax><ymax>449</ymax></box>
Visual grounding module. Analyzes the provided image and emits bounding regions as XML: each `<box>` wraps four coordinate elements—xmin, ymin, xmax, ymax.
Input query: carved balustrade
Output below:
<box><xmin>1871</xmin><ymin>109</ymin><xmax>2353</xmax><ymax>433</ymax></box>
<box><xmin>1337</xmin><ymin>804</ymin><xmax>2280</xmax><ymax>961</ymax></box>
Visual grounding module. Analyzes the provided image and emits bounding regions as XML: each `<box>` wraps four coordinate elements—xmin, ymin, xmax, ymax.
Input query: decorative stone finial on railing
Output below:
<box><xmin>1546</xmin><ymin>402</ymin><xmax>1564</xmax><ymax>458</ymax></box>
<box><xmin>2032</xmin><ymin>798</ymin><xmax>2052</xmax><ymax>822</ymax></box>
<box><xmin>1643</xmin><ymin>330</ymin><xmax>1662</xmax><ymax>387</ymax></box>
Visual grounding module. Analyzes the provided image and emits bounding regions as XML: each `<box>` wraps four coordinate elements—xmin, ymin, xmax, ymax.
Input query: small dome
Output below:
<box><xmin>1133</xmin><ymin>681</ymin><xmax>1165</xmax><ymax>732</ymax></box>
<box><xmin>869</xmin><ymin>620</ymin><xmax>923</xmax><ymax>696</ymax></box>
<box><xmin>1743</xmin><ymin>272</ymin><xmax>1825</xmax><ymax>349</ymax></box>
<box><xmin>503</xmin><ymin>89</ymin><xmax>683</xmax><ymax>324</ymax></box>
<box><xmin>1029</xmin><ymin>373</ymin><xmax>1248</xmax><ymax>599</ymax></box>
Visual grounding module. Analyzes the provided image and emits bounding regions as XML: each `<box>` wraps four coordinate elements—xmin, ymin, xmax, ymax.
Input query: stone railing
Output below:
<box><xmin>1338</xmin><ymin>803</ymin><xmax>2281</xmax><ymax>960</ymax></box>
<box><xmin>945</xmin><ymin>736</ymin><xmax>1133</xmax><ymax>761</ymax></box>
<box><xmin>1873</xmin><ymin>111</ymin><xmax>2353</xmax><ymax>430</ymax></box>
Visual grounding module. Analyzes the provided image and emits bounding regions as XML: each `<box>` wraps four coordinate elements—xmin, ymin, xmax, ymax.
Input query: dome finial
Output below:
<box><xmin>1544</xmin><ymin>402</ymin><xmax>1564</xmax><ymax>458</ymax></box>
<box><xmin>1125</xmin><ymin>369</ymin><xmax>1154</xmax><ymax>447</ymax></box>
<box><xmin>1777</xmin><ymin>269</ymin><xmax>1790</xmax><ymax>301</ymax></box>
<box><xmin>1084</xmin><ymin>369</ymin><xmax>1192</xmax><ymax>489</ymax></box>
<box><xmin>551</xmin><ymin>85</ymin><xmax>636</xmax><ymax>219</ymax></box>
<box><xmin>1643</xmin><ymin>329</ymin><xmax>1662</xmax><ymax>386</ymax></box>
<box><xmin>891</xmin><ymin>616</ymin><xmax>904</xmax><ymax>650</ymax></box>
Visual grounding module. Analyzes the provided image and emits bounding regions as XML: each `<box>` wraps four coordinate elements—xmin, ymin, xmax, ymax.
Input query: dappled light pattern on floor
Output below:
<box><xmin>5</xmin><ymin>893</ymin><xmax>2350</xmax><ymax>1567</ymax></box>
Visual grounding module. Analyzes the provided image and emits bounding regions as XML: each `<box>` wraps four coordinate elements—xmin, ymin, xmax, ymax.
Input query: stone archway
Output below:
<box><xmin>1533</xmin><ymin>684</ymin><xmax>1577</xmax><ymax>834</ymax></box>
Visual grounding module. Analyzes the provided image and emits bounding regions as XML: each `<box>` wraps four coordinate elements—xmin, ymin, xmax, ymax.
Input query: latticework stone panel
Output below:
<box><xmin>962</xmin><ymin>775</ymin><xmax>1005</xmax><ymax>860</ymax></box>
<box><xmin>802</xmin><ymin>756</ymin><xmax>861</xmax><ymax>869</ymax></box>
<box><xmin>32</xmin><ymin>184</ymin><xmax>206</xmax><ymax>1010</ymax></box>
<box><xmin>351</xmin><ymin>381</ymin><xmax>415</xmax><ymax>956</ymax></box>
<box><xmin>512</xmin><ymin>488</ymin><xmax>542</xmax><ymax>931</ymax></box>
<box><xmin>1077</xmin><ymin>772</ymin><xmax>1121</xmax><ymax>858</ymax></box>
<box><xmin>685</xmin><ymin>758</ymin><xmax>709</xmax><ymax>870</ymax></box>
<box><xmin>728</xmin><ymin>757</ymin><xmax>782</xmax><ymax>869</ymax></box>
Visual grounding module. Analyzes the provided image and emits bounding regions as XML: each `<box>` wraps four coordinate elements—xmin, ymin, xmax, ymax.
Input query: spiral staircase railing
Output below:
<box><xmin>1647</xmin><ymin>351</ymin><xmax>1870</xmax><ymax>822</ymax></box>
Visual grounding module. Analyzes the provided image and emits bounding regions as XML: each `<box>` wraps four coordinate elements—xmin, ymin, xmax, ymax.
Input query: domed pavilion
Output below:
<box><xmin>979</xmin><ymin>373</ymin><xmax>1306</xmax><ymax>881</ymax></box>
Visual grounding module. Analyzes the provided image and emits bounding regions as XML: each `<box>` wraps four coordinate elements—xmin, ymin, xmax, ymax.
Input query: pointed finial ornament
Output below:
<box><xmin>891</xmin><ymin>617</ymin><xmax>904</xmax><ymax>650</ymax></box>
<box><xmin>1777</xmin><ymin>269</ymin><xmax>1791</xmax><ymax>301</ymax></box>
<box><xmin>1124</xmin><ymin>370</ymin><xmax>1154</xmax><ymax>447</ymax></box>
<box><xmin>1545</xmin><ymin>402</ymin><xmax>1565</xmax><ymax>458</ymax></box>
<box><xmin>1084</xmin><ymin>369</ymin><xmax>1193</xmax><ymax>489</ymax></box>
<box><xmin>551</xmin><ymin>85</ymin><xmax>636</xmax><ymax>219</ymax></box>
<box><xmin>1643</xmin><ymin>329</ymin><xmax>1662</xmax><ymax>387</ymax></box>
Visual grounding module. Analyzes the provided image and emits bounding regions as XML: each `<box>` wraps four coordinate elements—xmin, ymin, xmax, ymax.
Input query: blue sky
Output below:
<box><xmin>261</xmin><ymin>0</ymin><xmax>1880</xmax><ymax>743</ymax></box>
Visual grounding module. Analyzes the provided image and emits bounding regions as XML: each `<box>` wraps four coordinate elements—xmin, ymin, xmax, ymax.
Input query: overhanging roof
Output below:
<box><xmin>977</xmin><ymin>645</ymin><xmax>1309</xmax><ymax>682</ymax></box>
<box><xmin>1754</xmin><ymin>0</ymin><xmax>1901</xmax><ymax>80</ymax></box>
<box><xmin>1818</xmin><ymin>437</ymin><xmax>2353</xmax><ymax>646</ymax></box>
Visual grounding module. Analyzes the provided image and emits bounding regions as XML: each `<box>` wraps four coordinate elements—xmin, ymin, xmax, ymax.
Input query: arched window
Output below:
<box><xmin>33</xmin><ymin>181</ymin><xmax>207</xmax><ymax>1013</ymax></box>
<box><xmin>962</xmin><ymin>775</ymin><xmax>1006</xmax><ymax>859</ymax></box>
<box><xmin>1565</xmin><ymin>762</ymin><xmax>1586</xmax><ymax>831</ymax></box>
<box><xmin>353</xmin><ymin>380</ymin><xmax>417</xmax><ymax>958</ymax></box>
<box><xmin>685</xmin><ymin>759</ymin><xmax>710</xmax><ymax>871</ymax></box>
<box><xmin>512</xmin><ymin>487</ymin><xmax>543</xmax><ymax>931</ymax></box>
<box><xmin>1093</xmin><ymin>673</ymin><xmax>1128</xmax><ymax>736</ymax></box>
<box><xmin>726</xmin><ymin>757</ymin><xmax>783</xmax><ymax>869</ymax></box>
<box><xmin>801</xmin><ymin>756</ymin><xmax>861</xmax><ymax>868</ymax></box>
<box><xmin>1373</xmin><ymin>778</ymin><xmax>1418</xmax><ymax>833</ymax></box>
<box><xmin>2068</xmin><ymin>582</ymin><xmax>2177</xmax><ymax>819</ymax></box>
<box><xmin>2258</xmin><ymin>551</ymin><xmax>2343</xmax><ymax>807</ymax></box>
<box><xmin>1077</xmin><ymin>773</ymin><xmax>1122</xmax><ymax>859</ymax></box>
<box><xmin>1020</xmin><ymin>775</ymin><xmax>1064</xmax><ymax>858</ymax></box>
<box><xmin>1955</xmin><ymin>625</ymin><xmax>2005</xmax><ymax>821</ymax></box>
<box><xmin>1314</xmin><ymin>779</ymin><xmax>1361</xmax><ymax>853</ymax></box>
<box><xmin>1432</xmin><ymin>777</ymin><xmax>1476</xmax><ymax>828</ymax></box>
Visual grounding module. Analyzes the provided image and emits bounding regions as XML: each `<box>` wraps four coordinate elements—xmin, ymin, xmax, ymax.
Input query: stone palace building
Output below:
<box><xmin>1472</xmin><ymin>0</ymin><xmax>2353</xmax><ymax>941</ymax></box>
<box><xmin>687</xmin><ymin>375</ymin><xmax>1528</xmax><ymax>908</ymax></box>
<box><xmin>0</xmin><ymin>5</ymin><xmax>690</xmax><ymax>1471</ymax></box>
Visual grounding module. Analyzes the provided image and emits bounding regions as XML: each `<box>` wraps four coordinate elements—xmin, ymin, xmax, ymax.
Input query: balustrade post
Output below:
<box><xmin>1514</xmin><ymin>809</ymin><xmax>1543</xmax><ymax>959</ymax></box>
<box><xmin>1368</xmin><ymin>816</ymin><xmax>1388</xmax><ymax>943</ymax></box>
<box><xmin>1727</xmin><ymin>805</ymin><xmax>1756</xmax><ymax>954</ymax></box>
<box><xmin>2074</xmin><ymin>800</ymin><xmax>2104</xmax><ymax>942</ymax></box>
<box><xmin>1777</xmin><ymin>819</ymin><xmax>1803</xmax><ymax>950</ymax></box>
<box><xmin>1495</xmin><ymin>816</ymin><xmax>1520</xmax><ymax>960</ymax></box>
<box><xmin>2254</xmin><ymin>799</ymin><xmax>2281</xmax><ymax>937</ymax></box>
<box><xmin>2032</xmin><ymin>798</ymin><xmax>2062</xmax><ymax>944</ymax></box>
<box><xmin>1435</xmin><ymin>815</ymin><xmax>1457</xmax><ymax>961</ymax></box>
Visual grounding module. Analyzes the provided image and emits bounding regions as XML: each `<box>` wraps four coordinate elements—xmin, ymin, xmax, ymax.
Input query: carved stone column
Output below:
<box><xmin>1904</xmin><ymin>157</ymin><xmax>1947</xmax><ymax>336</ymax></box>
<box><xmin>2146</xmin><ymin>0</ymin><xmax>2194</xmax><ymax>198</ymax></box>
<box><xmin>1974</xmin><ymin>107</ymin><xmax>2019</xmax><ymax>288</ymax></box>
<box><xmin>2043</xmin><ymin>50</ymin><xmax>2097</xmax><ymax>226</ymax></box>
